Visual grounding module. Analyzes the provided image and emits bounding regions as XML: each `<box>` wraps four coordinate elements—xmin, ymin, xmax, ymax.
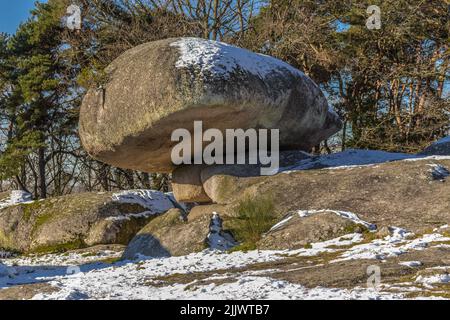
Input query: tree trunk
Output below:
<box><xmin>141</xmin><ymin>172</ymin><xmax>152</xmax><ymax>189</ymax></box>
<box><xmin>38</xmin><ymin>147</ymin><xmax>47</xmax><ymax>199</ymax></box>
<box><xmin>342</xmin><ymin>120</ymin><xmax>347</xmax><ymax>151</ymax></box>
<box><xmin>15</xmin><ymin>175</ymin><xmax>30</xmax><ymax>194</ymax></box>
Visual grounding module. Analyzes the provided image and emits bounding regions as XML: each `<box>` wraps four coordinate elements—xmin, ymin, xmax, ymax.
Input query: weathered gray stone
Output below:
<box><xmin>200</xmin><ymin>150</ymin><xmax>312</xmax><ymax>204</ymax></box>
<box><xmin>79</xmin><ymin>37</ymin><xmax>342</xmax><ymax>173</ymax></box>
<box><xmin>172</xmin><ymin>165</ymin><xmax>211</xmax><ymax>203</ymax></box>
<box><xmin>0</xmin><ymin>191</ymin><xmax>174</xmax><ymax>253</ymax></box>
<box><xmin>122</xmin><ymin>209</ymin><xmax>208</xmax><ymax>259</ymax></box>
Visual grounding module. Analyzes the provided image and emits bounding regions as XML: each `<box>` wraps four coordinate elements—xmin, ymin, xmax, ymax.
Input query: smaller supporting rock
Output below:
<box><xmin>172</xmin><ymin>165</ymin><xmax>212</xmax><ymax>203</ymax></box>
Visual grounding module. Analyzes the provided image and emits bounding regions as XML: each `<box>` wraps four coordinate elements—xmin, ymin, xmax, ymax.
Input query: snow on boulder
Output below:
<box><xmin>79</xmin><ymin>37</ymin><xmax>342</xmax><ymax>174</ymax></box>
<box><xmin>260</xmin><ymin>210</ymin><xmax>372</xmax><ymax>250</ymax></box>
<box><xmin>111</xmin><ymin>190</ymin><xmax>174</xmax><ymax>214</ymax></box>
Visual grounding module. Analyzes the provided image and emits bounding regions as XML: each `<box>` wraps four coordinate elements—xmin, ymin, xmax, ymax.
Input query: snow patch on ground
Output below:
<box><xmin>399</xmin><ymin>261</ymin><xmax>423</xmax><ymax>268</ymax></box>
<box><xmin>416</xmin><ymin>274</ymin><xmax>450</xmax><ymax>287</ymax></box>
<box><xmin>434</xmin><ymin>225</ymin><xmax>449</xmax><ymax>232</ymax></box>
<box><xmin>290</xmin><ymin>233</ymin><xmax>364</xmax><ymax>257</ymax></box>
<box><xmin>334</xmin><ymin>232</ymin><xmax>450</xmax><ymax>262</ymax></box>
<box><xmin>428</xmin><ymin>164</ymin><xmax>450</xmax><ymax>181</ymax></box>
<box><xmin>33</xmin><ymin>274</ymin><xmax>405</xmax><ymax>300</ymax></box>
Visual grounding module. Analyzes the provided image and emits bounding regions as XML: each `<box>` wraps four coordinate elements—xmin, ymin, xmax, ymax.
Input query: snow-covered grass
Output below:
<box><xmin>39</xmin><ymin>275</ymin><xmax>406</xmax><ymax>300</ymax></box>
<box><xmin>333</xmin><ymin>232</ymin><xmax>450</xmax><ymax>262</ymax></box>
<box><xmin>1</xmin><ymin>222</ymin><xmax>449</xmax><ymax>300</ymax></box>
<box><xmin>285</xmin><ymin>233</ymin><xmax>364</xmax><ymax>257</ymax></box>
<box><xmin>5</xmin><ymin>249</ymin><xmax>123</xmax><ymax>267</ymax></box>
<box><xmin>416</xmin><ymin>273</ymin><xmax>450</xmax><ymax>287</ymax></box>
<box><xmin>3</xmin><ymin>245</ymin><xmax>401</xmax><ymax>300</ymax></box>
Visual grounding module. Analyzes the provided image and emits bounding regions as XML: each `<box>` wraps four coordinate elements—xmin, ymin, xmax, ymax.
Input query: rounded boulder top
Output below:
<box><xmin>79</xmin><ymin>37</ymin><xmax>342</xmax><ymax>173</ymax></box>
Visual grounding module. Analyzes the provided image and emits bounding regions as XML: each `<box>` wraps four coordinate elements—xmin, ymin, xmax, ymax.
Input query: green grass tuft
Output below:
<box><xmin>228</xmin><ymin>195</ymin><xmax>276</xmax><ymax>251</ymax></box>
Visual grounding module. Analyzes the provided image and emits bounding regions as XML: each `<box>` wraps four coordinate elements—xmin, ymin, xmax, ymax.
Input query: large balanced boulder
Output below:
<box><xmin>79</xmin><ymin>37</ymin><xmax>342</xmax><ymax>174</ymax></box>
<box><xmin>0</xmin><ymin>190</ymin><xmax>174</xmax><ymax>254</ymax></box>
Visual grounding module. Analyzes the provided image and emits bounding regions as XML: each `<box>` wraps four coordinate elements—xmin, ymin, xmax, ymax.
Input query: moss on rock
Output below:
<box><xmin>0</xmin><ymin>191</ymin><xmax>172</xmax><ymax>254</ymax></box>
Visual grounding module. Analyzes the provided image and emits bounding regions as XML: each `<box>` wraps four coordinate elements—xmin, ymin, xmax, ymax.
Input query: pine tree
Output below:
<box><xmin>0</xmin><ymin>0</ymin><xmax>75</xmax><ymax>198</ymax></box>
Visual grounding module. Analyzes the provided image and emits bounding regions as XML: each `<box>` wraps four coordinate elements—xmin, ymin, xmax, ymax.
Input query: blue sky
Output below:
<box><xmin>0</xmin><ymin>0</ymin><xmax>46</xmax><ymax>34</ymax></box>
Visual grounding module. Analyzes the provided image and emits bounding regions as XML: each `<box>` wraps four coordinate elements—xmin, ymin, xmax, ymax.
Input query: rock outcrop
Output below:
<box><xmin>0</xmin><ymin>190</ymin><xmax>174</xmax><ymax>254</ymax></box>
<box><xmin>123</xmin><ymin>211</ymin><xmax>236</xmax><ymax>259</ymax></box>
<box><xmin>188</xmin><ymin>155</ymin><xmax>450</xmax><ymax>234</ymax></box>
<box><xmin>172</xmin><ymin>150</ymin><xmax>311</xmax><ymax>203</ymax></box>
<box><xmin>79</xmin><ymin>37</ymin><xmax>342</xmax><ymax>197</ymax></box>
